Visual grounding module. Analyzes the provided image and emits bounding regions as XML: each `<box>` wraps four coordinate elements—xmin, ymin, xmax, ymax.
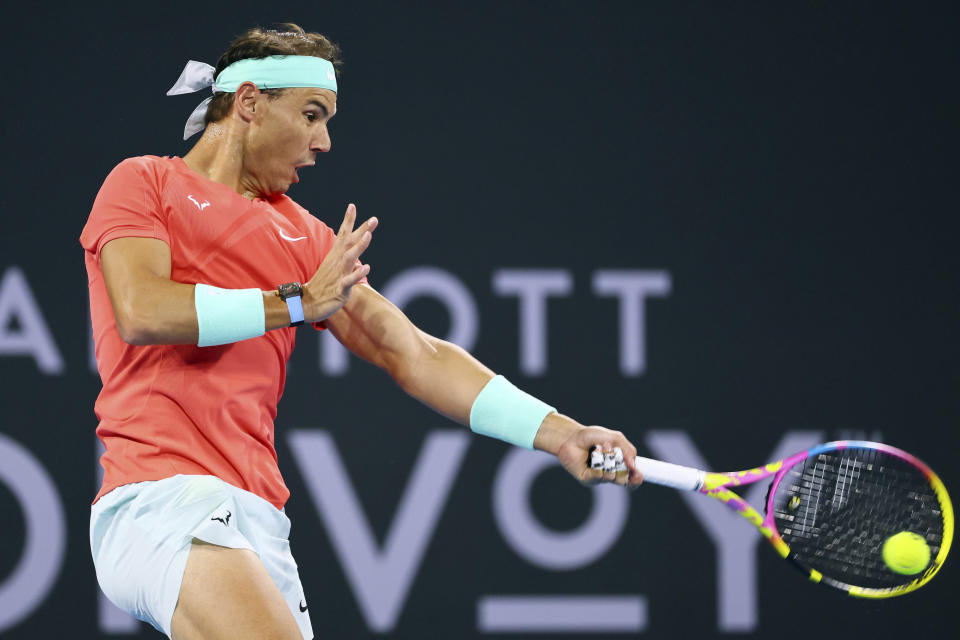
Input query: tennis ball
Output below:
<box><xmin>882</xmin><ymin>531</ymin><xmax>931</xmax><ymax>575</ymax></box>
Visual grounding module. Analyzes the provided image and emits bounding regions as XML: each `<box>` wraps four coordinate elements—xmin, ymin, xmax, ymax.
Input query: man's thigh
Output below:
<box><xmin>170</xmin><ymin>540</ymin><xmax>303</xmax><ymax>640</ymax></box>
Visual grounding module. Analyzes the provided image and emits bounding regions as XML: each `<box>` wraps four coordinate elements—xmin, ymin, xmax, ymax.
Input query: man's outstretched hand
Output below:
<box><xmin>535</xmin><ymin>414</ymin><xmax>643</xmax><ymax>488</ymax></box>
<box><xmin>302</xmin><ymin>204</ymin><xmax>377</xmax><ymax>323</ymax></box>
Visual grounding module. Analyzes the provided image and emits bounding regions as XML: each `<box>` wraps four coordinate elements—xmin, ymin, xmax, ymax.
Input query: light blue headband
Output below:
<box><xmin>166</xmin><ymin>55</ymin><xmax>338</xmax><ymax>140</ymax></box>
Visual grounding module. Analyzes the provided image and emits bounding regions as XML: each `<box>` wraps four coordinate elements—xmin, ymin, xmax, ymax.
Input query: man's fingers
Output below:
<box><xmin>587</xmin><ymin>445</ymin><xmax>605</xmax><ymax>484</ymax></box>
<box><xmin>342</xmin><ymin>264</ymin><xmax>371</xmax><ymax>288</ymax></box>
<box><xmin>345</xmin><ymin>216</ymin><xmax>378</xmax><ymax>245</ymax></box>
<box><xmin>614</xmin><ymin>441</ymin><xmax>642</xmax><ymax>487</ymax></box>
<box><xmin>601</xmin><ymin>445</ymin><xmax>616</xmax><ymax>482</ymax></box>
<box><xmin>614</xmin><ymin>447</ymin><xmax>629</xmax><ymax>486</ymax></box>
<box><xmin>337</xmin><ymin>204</ymin><xmax>357</xmax><ymax>237</ymax></box>
<box><xmin>343</xmin><ymin>230</ymin><xmax>373</xmax><ymax>263</ymax></box>
<box><xmin>335</xmin><ymin>218</ymin><xmax>377</xmax><ymax>264</ymax></box>
<box><xmin>589</xmin><ymin>446</ymin><xmax>604</xmax><ymax>470</ymax></box>
<box><xmin>587</xmin><ymin>441</ymin><xmax>642</xmax><ymax>488</ymax></box>
<box><xmin>578</xmin><ymin>467</ymin><xmax>601</xmax><ymax>485</ymax></box>
<box><xmin>600</xmin><ymin>432</ymin><xmax>641</xmax><ymax>488</ymax></box>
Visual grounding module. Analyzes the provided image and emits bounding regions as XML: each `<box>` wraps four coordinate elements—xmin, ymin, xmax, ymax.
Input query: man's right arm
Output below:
<box><xmin>101</xmin><ymin>237</ymin><xmax>292</xmax><ymax>345</ymax></box>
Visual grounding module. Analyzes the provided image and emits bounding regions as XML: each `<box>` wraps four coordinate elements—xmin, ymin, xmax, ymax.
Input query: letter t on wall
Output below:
<box><xmin>492</xmin><ymin>269</ymin><xmax>573</xmax><ymax>376</ymax></box>
<box><xmin>592</xmin><ymin>270</ymin><xmax>670</xmax><ymax>376</ymax></box>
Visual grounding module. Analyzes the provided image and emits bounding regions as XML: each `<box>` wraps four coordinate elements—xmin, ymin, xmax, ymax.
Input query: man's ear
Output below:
<box><xmin>233</xmin><ymin>82</ymin><xmax>260</xmax><ymax>123</ymax></box>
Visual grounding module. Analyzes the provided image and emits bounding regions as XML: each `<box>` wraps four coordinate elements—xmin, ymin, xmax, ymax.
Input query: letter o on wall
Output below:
<box><xmin>493</xmin><ymin>448</ymin><xmax>629</xmax><ymax>570</ymax></box>
<box><xmin>0</xmin><ymin>434</ymin><xmax>66</xmax><ymax>632</ymax></box>
<box><xmin>382</xmin><ymin>267</ymin><xmax>479</xmax><ymax>351</ymax></box>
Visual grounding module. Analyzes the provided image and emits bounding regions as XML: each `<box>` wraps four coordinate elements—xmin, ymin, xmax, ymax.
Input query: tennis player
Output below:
<box><xmin>82</xmin><ymin>24</ymin><xmax>643</xmax><ymax>640</ymax></box>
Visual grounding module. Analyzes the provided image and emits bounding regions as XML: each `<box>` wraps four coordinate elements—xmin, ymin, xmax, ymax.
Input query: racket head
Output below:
<box><xmin>765</xmin><ymin>441</ymin><xmax>953</xmax><ymax>598</ymax></box>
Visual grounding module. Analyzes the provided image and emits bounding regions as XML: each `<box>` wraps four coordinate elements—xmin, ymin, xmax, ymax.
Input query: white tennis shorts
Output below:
<box><xmin>90</xmin><ymin>474</ymin><xmax>313</xmax><ymax>639</ymax></box>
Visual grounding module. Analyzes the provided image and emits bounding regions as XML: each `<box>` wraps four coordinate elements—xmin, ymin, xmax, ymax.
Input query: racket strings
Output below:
<box><xmin>771</xmin><ymin>448</ymin><xmax>944</xmax><ymax>589</ymax></box>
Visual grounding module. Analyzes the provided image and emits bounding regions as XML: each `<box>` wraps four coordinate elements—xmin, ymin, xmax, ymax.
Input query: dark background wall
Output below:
<box><xmin>1</xmin><ymin>1</ymin><xmax>957</xmax><ymax>638</ymax></box>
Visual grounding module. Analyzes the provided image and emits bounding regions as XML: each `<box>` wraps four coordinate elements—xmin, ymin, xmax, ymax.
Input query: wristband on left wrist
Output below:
<box><xmin>468</xmin><ymin>375</ymin><xmax>556</xmax><ymax>450</ymax></box>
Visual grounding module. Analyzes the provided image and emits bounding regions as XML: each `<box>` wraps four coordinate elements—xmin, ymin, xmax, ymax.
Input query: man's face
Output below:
<box><xmin>243</xmin><ymin>87</ymin><xmax>337</xmax><ymax>197</ymax></box>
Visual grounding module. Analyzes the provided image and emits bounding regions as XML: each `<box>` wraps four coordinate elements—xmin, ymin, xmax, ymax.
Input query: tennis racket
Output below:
<box><xmin>592</xmin><ymin>440</ymin><xmax>953</xmax><ymax>598</ymax></box>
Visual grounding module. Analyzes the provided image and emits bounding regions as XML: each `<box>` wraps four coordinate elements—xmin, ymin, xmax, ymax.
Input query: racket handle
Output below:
<box><xmin>634</xmin><ymin>456</ymin><xmax>704</xmax><ymax>491</ymax></box>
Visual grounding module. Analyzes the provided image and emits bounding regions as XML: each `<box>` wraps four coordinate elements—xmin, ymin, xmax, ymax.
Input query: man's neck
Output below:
<box><xmin>182</xmin><ymin>121</ymin><xmax>260</xmax><ymax>200</ymax></box>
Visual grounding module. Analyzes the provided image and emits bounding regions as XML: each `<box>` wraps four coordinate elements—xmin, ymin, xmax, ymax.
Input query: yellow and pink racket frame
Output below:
<box><xmin>637</xmin><ymin>440</ymin><xmax>954</xmax><ymax>598</ymax></box>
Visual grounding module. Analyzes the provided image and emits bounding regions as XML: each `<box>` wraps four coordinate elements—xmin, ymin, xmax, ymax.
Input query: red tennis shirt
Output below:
<box><xmin>81</xmin><ymin>155</ymin><xmax>348</xmax><ymax>509</ymax></box>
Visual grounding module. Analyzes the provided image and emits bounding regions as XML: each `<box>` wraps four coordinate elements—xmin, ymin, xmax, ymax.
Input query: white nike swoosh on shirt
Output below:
<box><xmin>279</xmin><ymin>231</ymin><xmax>308</xmax><ymax>242</ymax></box>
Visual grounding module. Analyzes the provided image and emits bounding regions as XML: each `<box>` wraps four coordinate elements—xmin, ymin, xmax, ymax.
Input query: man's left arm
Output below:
<box><xmin>324</xmin><ymin>284</ymin><xmax>643</xmax><ymax>487</ymax></box>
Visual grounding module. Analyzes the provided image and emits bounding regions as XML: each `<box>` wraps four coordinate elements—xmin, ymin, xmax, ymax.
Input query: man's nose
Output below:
<box><xmin>311</xmin><ymin>125</ymin><xmax>331</xmax><ymax>153</ymax></box>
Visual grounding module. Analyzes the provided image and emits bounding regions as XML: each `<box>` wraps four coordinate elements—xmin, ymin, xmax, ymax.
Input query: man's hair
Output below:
<box><xmin>204</xmin><ymin>23</ymin><xmax>342</xmax><ymax>125</ymax></box>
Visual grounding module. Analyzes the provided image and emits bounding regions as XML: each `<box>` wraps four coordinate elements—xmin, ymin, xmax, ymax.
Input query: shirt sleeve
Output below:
<box><xmin>80</xmin><ymin>157</ymin><xmax>169</xmax><ymax>262</ymax></box>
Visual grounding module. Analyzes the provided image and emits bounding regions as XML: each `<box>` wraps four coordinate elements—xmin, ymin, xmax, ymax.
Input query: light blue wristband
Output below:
<box><xmin>194</xmin><ymin>284</ymin><xmax>266</xmax><ymax>347</ymax></box>
<box><xmin>285</xmin><ymin>294</ymin><xmax>304</xmax><ymax>326</ymax></box>
<box><xmin>469</xmin><ymin>375</ymin><xmax>556</xmax><ymax>450</ymax></box>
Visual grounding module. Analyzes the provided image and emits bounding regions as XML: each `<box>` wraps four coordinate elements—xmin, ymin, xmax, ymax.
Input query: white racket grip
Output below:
<box><xmin>634</xmin><ymin>456</ymin><xmax>704</xmax><ymax>491</ymax></box>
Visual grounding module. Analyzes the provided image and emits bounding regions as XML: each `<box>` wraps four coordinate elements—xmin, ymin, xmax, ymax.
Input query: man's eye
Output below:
<box><xmin>305</xmin><ymin>113</ymin><xmax>317</xmax><ymax>122</ymax></box>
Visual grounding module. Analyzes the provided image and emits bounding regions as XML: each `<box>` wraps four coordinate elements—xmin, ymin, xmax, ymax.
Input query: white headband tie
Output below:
<box><xmin>166</xmin><ymin>61</ymin><xmax>217</xmax><ymax>140</ymax></box>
